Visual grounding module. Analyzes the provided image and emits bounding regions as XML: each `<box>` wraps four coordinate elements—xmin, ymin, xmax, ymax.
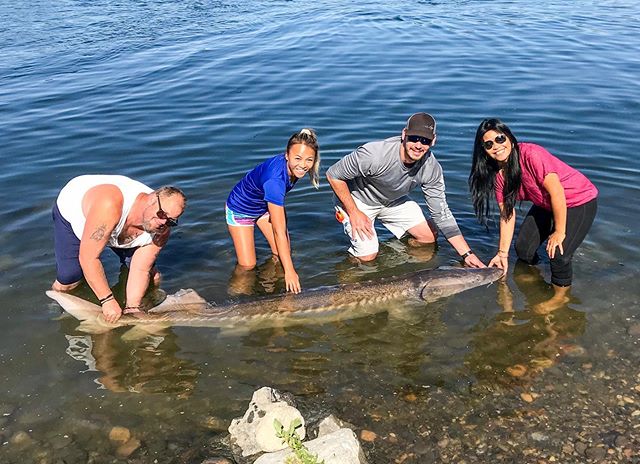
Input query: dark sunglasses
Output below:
<box><xmin>406</xmin><ymin>135</ymin><xmax>433</xmax><ymax>146</ymax></box>
<box><xmin>482</xmin><ymin>134</ymin><xmax>508</xmax><ymax>150</ymax></box>
<box><xmin>156</xmin><ymin>193</ymin><xmax>179</xmax><ymax>227</ymax></box>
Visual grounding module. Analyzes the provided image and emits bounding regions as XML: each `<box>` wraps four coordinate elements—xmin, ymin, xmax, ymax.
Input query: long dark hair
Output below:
<box><xmin>469</xmin><ymin>118</ymin><xmax>521</xmax><ymax>224</ymax></box>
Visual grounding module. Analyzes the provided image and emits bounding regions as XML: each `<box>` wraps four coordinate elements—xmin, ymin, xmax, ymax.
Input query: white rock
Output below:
<box><xmin>253</xmin><ymin>428</ymin><xmax>366</xmax><ymax>464</ymax></box>
<box><xmin>229</xmin><ymin>387</ymin><xmax>303</xmax><ymax>457</ymax></box>
<box><xmin>255</xmin><ymin>403</ymin><xmax>305</xmax><ymax>452</ymax></box>
<box><xmin>317</xmin><ymin>414</ymin><xmax>345</xmax><ymax>436</ymax></box>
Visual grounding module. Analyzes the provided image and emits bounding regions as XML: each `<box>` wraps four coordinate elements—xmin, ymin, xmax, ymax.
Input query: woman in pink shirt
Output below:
<box><xmin>469</xmin><ymin>118</ymin><xmax>598</xmax><ymax>294</ymax></box>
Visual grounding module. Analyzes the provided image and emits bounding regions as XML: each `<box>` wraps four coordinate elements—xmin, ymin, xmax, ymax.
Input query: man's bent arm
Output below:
<box><xmin>127</xmin><ymin>237</ymin><xmax>165</xmax><ymax>308</ymax></box>
<box><xmin>79</xmin><ymin>199</ymin><xmax>120</xmax><ymax>303</ymax></box>
<box><xmin>327</xmin><ymin>174</ymin><xmax>358</xmax><ymax>214</ymax></box>
<box><xmin>327</xmin><ymin>173</ymin><xmax>374</xmax><ymax>240</ymax></box>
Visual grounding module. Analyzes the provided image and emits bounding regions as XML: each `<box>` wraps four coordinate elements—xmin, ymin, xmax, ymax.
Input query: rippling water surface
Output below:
<box><xmin>1</xmin><ymin>0</ymin><xmax>639</xmax><ymax>462</ymax></box>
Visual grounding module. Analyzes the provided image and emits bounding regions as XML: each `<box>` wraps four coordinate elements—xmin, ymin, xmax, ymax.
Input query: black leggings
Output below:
<box><xmin>515</xmin><ymin>198</ymin><xmax>597</xmax><ymax>287</ymax></box>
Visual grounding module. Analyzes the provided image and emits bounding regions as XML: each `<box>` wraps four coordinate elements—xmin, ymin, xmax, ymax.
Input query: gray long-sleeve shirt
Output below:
<box><xmin>326</xmin><ymin>136</ymin><xmax>461</xmax><ymax>239</ymax></box>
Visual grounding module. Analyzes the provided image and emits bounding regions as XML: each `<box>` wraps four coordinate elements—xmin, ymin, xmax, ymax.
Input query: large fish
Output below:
<box><xmin>46</xmin><ymin>266</ymin><xmax>502</xmax><ymax>333</ymax></box>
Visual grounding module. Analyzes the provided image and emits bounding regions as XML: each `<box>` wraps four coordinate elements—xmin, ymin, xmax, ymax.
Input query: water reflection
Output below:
<box><xmin>64</xmin><ymin>329</ymin><xmax>199</xmax><ymax>396</ymax></box>
<box><xmin>59</xmin><ymin>266</ymin><xmax>199</xmax><ymax>395</ymax></box>
<box><xmin>227</xmin><ymin>257</ymin><xmax>283</xmax><ymax>296</ymax></box>
<box><xmin>334</xmin><ymin>238</ymin><xmax>438</xmax><ymax>284</ymax></box>
<box><xmin>466</xmin><ymin>261</ymin><xmax>586</xmax><ymax>386</ymax></box>
<box><xmin>227</xmin><ymin>236</ymin><xmax>437</xmax><ymax>294</ymax></box>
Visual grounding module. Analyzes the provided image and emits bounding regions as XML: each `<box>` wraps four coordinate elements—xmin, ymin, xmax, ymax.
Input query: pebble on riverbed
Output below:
<box><xmin>108</xmin><ymin>426</ymin><xmax>131</xmax><ymax>443</ymax></box>
<box><xmin>506</xmin><ymin>364</ymin><xmax>528</xmax><ymax>377</ymax></box>
<box><xmin>520</xmin><ymin>392</ymin><xmax>540</xmax><ymax>403</ymax></box>
<box><xmin>360</xmin><ymin>429</ymin><xmax>377</xmax><ymax>442</ymax></box>
<box><xmin>115</xmin><ymin>437</ymin><xmax>141</xmax><ymax>459</ymax></box>
<box><xmin>9</xmin><ymin>430</ymin><xmax>34</xmax><ymax>447</ymax></box>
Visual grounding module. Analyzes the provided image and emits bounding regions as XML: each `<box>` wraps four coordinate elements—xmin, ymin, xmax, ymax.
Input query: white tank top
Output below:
<box><xmin>56</xmin><ymin>175</ymin><xmax>154</xmax><ymax>248</ymax></box>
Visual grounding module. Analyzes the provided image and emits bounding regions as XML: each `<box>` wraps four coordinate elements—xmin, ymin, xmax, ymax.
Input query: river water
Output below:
<box><xmin>1</xmin><ymin>1</ymin><xmax>639</xmax><ymax>462</ymax></box>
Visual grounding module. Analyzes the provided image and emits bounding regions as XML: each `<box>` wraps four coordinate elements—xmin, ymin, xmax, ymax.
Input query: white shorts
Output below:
<box><xmin>335</xmin><ymin>196</ymin><xmax>427</xmax><ymax>257</ymax></box>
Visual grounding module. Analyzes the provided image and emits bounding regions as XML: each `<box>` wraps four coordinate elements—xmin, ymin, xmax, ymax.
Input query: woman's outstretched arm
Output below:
<box><xmin>267</xmin><ymin>202</ymin><xmax>301</xmax><ymax>294</ymax></box>
<box><xmin>489</xmin><ymin>202</ymin><xmax>516</xmax><ymax>275</ymax></box>
<box><xmin>542</xmin><ymin>173</ymin><xmax>567</xmax><ymax>259</ymax></box>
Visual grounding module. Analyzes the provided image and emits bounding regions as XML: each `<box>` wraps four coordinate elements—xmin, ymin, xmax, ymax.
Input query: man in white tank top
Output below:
<box><xmin>52</xmin><ymin>175</ymin><xmax>187</xmax><ymax>323</ymax></box>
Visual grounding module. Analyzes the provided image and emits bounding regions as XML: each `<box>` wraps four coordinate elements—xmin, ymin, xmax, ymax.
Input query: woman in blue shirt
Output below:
<box><xmin>226</xmin><ymin>128</ymin><xmax>320</xmax><ymax>294</ymax></box>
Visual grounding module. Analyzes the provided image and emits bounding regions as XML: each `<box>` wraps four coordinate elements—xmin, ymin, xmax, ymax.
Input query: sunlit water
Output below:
<box><xmin>1</xmin><ymin>0</ymin><xmax>639</xmax><ymax>462</ymax></box>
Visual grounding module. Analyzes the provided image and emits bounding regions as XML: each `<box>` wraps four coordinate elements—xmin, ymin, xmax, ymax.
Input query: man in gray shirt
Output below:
<box><xmin>326</xmin><ymin>112</ymin><xmax>485</xmax><ymax>267</ymax></box>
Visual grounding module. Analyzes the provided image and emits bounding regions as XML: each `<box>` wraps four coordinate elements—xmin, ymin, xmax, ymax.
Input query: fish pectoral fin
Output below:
<box><xmin>121</xmin><ymin>325</ymin><xmax>169</xmax><ymax>341</ymax></box>
<box><xmin>76</xmin><ymin>321</ymin><xmax>115</xmax><ymax>334</ymax></box>
<box><xmin>217</xmin><ymin>326</ymin><xmax>250</xmax><ymax>338</ymax></box>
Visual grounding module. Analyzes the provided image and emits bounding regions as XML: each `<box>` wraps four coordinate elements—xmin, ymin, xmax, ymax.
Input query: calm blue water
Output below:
<box><xmin>2</xmin><ymin>0</ymin><xmax>640</xmax><ymax>461</ymax></box>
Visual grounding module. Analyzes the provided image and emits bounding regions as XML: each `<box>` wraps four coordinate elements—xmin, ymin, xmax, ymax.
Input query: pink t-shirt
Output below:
<box><xmin>495</xmin><ymin>142</ymin><xmax>598</xmax><ymax>210</ymax></box>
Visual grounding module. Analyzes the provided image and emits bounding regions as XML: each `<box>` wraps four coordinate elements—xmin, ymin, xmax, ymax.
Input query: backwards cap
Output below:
<box><xmin>405</xmin><ymin>112</ymin><xmax>436</xmax><ymax>139</ymax></box>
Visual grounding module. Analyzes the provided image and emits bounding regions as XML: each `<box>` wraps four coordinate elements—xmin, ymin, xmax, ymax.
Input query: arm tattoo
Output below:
<box><xmin>90</xmin><ymin>224</ymin><xmax>107</xmax><ymax>241</ymax></box>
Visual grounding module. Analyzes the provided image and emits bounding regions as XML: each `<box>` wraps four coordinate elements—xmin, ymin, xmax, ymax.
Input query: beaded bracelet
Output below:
<box><xmin>123</xmin><ymin>305</ymin><xmax>142</xmax><ymax>314</ymax></box>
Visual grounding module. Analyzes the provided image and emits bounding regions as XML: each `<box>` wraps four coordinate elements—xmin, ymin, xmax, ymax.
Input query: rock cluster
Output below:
<box><xmin>228</xmin><ymin>387</ymin><xmax>366</xmax><ymax>463</ymax></box>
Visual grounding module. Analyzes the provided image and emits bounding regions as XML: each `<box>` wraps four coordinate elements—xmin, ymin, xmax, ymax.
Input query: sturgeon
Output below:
<box><xmin>46</xmin><ymin>266</ymin><xmax>502</xmax><ymax>333</ymax></box>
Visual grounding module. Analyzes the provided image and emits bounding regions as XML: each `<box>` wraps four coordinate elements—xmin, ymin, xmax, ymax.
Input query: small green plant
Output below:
<box><xmin>273</xmin><ymin>418</ymin><xmax>325</xmax><ymax>464</ymax></box>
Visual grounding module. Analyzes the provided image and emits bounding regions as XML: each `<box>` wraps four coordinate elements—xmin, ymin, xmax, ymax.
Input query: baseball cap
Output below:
<box><xmin>405</xmin><ymin>112</ymin><xmax>436</xmax><ymax>139</ymax></box>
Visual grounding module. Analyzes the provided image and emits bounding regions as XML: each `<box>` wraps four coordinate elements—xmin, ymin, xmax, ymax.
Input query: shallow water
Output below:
<box><xmin>1</xmin><ymin>0</ymin><xmax>640</xmax><ymax>462</ymax></box>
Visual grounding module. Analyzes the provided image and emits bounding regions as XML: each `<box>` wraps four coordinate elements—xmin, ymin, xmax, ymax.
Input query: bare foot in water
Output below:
<box><xmin>532</xmin><ymin>285</ymin><xmax>571</xmax><ymax>314</ymax></box>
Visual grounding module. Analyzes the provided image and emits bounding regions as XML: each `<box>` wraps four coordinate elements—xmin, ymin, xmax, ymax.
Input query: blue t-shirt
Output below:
<box><xmin>226</xmin><ymin>154</ymin><xmax>295</xmax><ymax>217</ymax></box>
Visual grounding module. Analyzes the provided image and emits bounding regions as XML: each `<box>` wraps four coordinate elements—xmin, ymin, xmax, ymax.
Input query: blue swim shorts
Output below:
<box><xmin>53</xmin><ymin>203</ymin><xmax>82</xmax><ymax>284</ymax></box>
<box><xmin>52</xmin><ymin>203</ymin><xmax>137</xmax><ymax>284</ymax></box>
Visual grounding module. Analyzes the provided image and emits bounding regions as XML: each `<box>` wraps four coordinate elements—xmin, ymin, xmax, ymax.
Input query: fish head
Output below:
<box><xmin>415</xmin><ymin>267</ymin><xmax>503</xmax><ymax>302</ymax></box>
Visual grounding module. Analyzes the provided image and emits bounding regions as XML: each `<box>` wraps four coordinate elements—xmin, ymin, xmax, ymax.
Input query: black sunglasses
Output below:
<box><xmin>156</xmin><ymin>193</ymin><xmax>179</xmax><ymax>227</ymax></box>
<box><xmin>406</xmin><ymin>135</ymin><xmax>432</xmax><ymax>146</ymax></box>
<box><xmin>482</xmin><ymin>134</ymin><xmax>508</xmax><ymax>150</ymax></box>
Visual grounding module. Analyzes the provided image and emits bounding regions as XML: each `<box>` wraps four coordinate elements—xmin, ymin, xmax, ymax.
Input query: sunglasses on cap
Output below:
<box><xmin>406</xmin><ymin>135</ymin><xmax>433</xmax><ymax>146</ymax></box>
<box><xmin>156</xmin><ymin>193</ymin><xmax>179</xmax><ymax>227</ymax></box>
<box><xmin>482</xmin><ymin>134</ymin><xmax>508</xmax><ymax>150</ymax></box>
